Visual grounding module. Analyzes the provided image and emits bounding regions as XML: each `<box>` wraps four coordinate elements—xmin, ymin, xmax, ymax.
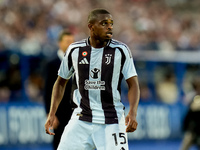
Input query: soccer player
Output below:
<box><xmin>45</xmin><ymin>8</ymin><xmax>140</xmax><ymax>150</ymax></box>
<box><xmin>181</xmin><ymin>74</ymin><xmax>200</xmax><ymax>150</ymax></box>
<box><xmin>43</xmin><ymin>30</ymin><xmax>74</xmax><ymax>150</ymax></box>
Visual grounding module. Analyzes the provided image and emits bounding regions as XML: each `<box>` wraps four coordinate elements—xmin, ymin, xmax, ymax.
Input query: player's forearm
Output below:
<box><xmin>49</xmin><ymin>77</ymin><xmax>68</xmax><ymax>117</ymax></box>
<box><xmin>128</xmin><ymin>86</ymin><xmax>140</xmax><ymax>116</ymax></box>
<box><xmin>127</xmin><ymin>77</ymin><xmax>140</xmax><ymax>116</ymax></box>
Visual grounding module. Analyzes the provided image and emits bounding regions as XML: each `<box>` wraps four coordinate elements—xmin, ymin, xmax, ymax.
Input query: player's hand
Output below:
<box><xmin>125</xmin><ymin>112</ymin><xmax>138</xmax><ymax>132</ymax></box>
<box><xmin>53</xmin><ymin>116</ymin><xmax>60</xmax><ymax>129</ymax></box>
<box><xmin>45</xmin><ymin>114</ymin><xmax>56</xmax><ymax>135</ymax></box>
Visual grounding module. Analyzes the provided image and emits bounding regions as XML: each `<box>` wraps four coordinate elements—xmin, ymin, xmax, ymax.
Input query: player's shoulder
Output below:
<box><xmin>110</xmin><ymin>39</ymin><xmax>132</xmax><ymax>56</ymax></box>
<box><xmin>110</xmin><ymin>39</ymin><xmax>129</xmax><ymax>49</ymax></box>
<box><xmin>68</xmin><ymin>39</ymin><xmax>88</xmax><ymax>50</ymax></box>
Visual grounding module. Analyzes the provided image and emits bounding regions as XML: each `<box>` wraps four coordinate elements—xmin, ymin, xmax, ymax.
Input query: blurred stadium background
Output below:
<box><xmin>0</xmin><ymin>0</ymin><xmax>200</xmax><ymax>149</ymax></box>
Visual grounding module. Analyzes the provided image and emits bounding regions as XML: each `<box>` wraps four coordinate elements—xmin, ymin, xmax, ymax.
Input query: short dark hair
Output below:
<box><xmin>58</xmin><ymin>29</ymin><xmax>72</xmax><ymax>41</ymax></box>
<box><xmin>88</xmin><ymin>8</ymin><xmax>110</xmax><ymax>23</ymax></box>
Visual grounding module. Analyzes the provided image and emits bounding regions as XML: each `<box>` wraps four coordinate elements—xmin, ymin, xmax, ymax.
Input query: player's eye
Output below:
<box><xmin>101</xmin><ymin>21</ymin><xmax>113</xmax><ymax>27</ymax></box>
<box><xmin>102</xmin><ymin>22</ymin><xmax>107</xmax><ymax>26</ymax></box>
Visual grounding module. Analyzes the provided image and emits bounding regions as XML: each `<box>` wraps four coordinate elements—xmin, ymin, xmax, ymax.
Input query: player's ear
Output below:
<box><xmin>88</xmin><ymin>23</ymin><xmax>93</xmax><ymax>31</ymax></box>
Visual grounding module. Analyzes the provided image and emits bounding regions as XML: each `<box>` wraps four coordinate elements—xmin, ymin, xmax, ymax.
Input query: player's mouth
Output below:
<box><xmin>106</xmin><ymin>32</ymin><xmax>112</xmax><ymax>38</ymax></box>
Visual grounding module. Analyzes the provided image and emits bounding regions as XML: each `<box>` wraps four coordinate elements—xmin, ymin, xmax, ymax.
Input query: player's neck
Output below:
<box><xmin>89</xmin><ymin>37</ymin><xmax>109</xmax><ymax>48</ymax></box>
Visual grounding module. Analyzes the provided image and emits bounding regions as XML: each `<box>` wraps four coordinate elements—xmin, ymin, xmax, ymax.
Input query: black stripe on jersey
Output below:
<box><xmin>101</xmin><ymin>46</ymin><xmax>118</xmax><ymax>124</ymax></box>
<box><xmin>116</xmin><ymin>47</ymin><xmax>126</xmax><ymax>95</ymax></box>
<box><xmin>78</xmin><ymin>46</ymin><xmax>92</xmax><ymax>122</ymax></box>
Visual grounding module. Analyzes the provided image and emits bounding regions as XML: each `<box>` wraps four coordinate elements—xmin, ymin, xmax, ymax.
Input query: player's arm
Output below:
<box><xmin>45</xmin><ymin>76</ymin><xmax>69</xmax><ymax>135</ymax></box>
<box><xmin>125</xmin><ymin>76</ymin><xmax>140</xmax><ymax>132</ymax></box>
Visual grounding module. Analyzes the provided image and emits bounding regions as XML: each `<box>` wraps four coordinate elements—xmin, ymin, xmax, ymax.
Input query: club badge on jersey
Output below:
<box><xmin>105</xmin><ymin>54</ymin><xmax>112</xmax><ymax>65</ymax></box>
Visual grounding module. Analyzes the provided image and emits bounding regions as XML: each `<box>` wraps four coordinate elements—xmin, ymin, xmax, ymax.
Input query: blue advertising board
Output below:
<box><xmin>0</xmin><ymin>102</ymin><xmax>52</xmax><ymax>147</ymax></box>
<box><xmin>0</xmin><ymin>102</ymin><xmax>188</xmax><ymax>148</ymax></box>
<box><xmin>125</xmin><ymin>103</ymin><xmax>187</xmax><ymax>140</ymax></box>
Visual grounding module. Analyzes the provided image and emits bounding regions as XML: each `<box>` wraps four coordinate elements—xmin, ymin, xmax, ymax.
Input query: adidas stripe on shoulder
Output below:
<box><xmin>110</xmin><ymin>39</ymin><xmax>132</xmax><ymax>58</ymax></box>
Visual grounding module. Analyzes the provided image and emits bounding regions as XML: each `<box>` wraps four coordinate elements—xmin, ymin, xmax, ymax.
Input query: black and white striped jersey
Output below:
<box><xmin>58</xmin><ymin>38</ymin><xmax>137</xmax><ymax>124</ymax></box>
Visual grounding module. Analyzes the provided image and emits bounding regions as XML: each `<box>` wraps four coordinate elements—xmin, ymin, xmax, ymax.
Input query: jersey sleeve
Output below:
<box><xmin>122</xmin><ymin>45</ymin><xmax>137</xmax><ymax>80</ymax></box>
<box><xmin>58</xmin><ymin>46</ymin><xmax>74</xmax><ymax>79</ymax></box>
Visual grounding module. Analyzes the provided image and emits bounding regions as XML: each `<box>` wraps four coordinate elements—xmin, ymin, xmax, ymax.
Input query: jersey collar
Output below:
<box><xmin>86</xmin><ymin>37</ymin><xmax>111</xmax><ymax>47</ymax></box>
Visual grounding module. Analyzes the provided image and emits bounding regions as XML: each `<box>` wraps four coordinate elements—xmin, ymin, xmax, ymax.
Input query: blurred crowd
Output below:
<box><xmin>0</xmin><ymin>0</ymin><xmax>200</xmax><ymax>56</ymax></box>
<box><xmin>1</xmin><ymin>0</ymin><xmax>200</xmax><ymax>104</ymax></box>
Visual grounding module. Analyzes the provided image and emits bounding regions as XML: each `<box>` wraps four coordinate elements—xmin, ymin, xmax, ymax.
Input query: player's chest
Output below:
<box><xmin>72</xmin><ymin>48</ymin><xmax>122</xmax><ymax>67</ymax></box>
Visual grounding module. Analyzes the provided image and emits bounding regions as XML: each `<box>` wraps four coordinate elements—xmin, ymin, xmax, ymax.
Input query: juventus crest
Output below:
<box><xmin>105</xmin><ymin>54</ymin><xmax>112</xmax><ymax>65</ymax></box>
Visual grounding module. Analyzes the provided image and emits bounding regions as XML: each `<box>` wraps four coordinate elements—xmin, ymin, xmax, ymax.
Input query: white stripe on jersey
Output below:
<box><xmin>71</xmin><ymin>48</ymin><xmax>81</xmax><ymax>107</ymax></box>
<box><xmin>112</xmin><ymin>48</ymin><xmax>124</xmax><ymax>117</ymax></box>
<box><xmin>89</xmin><ymin>47</ymin><xmax>105</xmax><ymax>124</ymax></box>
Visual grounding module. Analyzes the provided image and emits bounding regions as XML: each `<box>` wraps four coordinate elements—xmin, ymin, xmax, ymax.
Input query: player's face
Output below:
<box><xmin>92</xmin><ymin>14</ymin><xmax>113</xmax><ymax>41</ymax></box>
<box><xmin>59</xmin><ymin>35</ymin><xmax>74</xmax><ymax>52</ymax></box>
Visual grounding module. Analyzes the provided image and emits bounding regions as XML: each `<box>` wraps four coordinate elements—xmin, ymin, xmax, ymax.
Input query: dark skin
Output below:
<box><xmin>88</xmin><ymin>14</ymin><xmax>113</xmax><ymax>48</ymax></box>
<box><xmin>45</xmin><ymin>13</ymin><xmax>140</xmax><ymax>135</ymax></box>
<box><xmin>125</xmin><ymin>76</ymin><xmax>140</xmax><ymax>132</ymax></box>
